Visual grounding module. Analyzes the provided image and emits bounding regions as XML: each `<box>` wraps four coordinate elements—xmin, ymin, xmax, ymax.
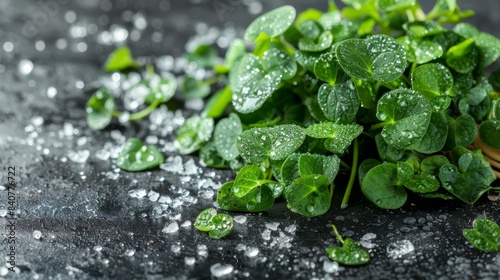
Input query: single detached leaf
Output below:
<box><xmin>262</xmin><ymin>44</ymin><xmax>297</xmax><ymax>80</ymax></box>
<box><xmin>314</xmin><ymin>52</ymin><xmax>339</xmax><ymax>85</ymax></box>
<box><xmin>377</xmin><ymin>89</ymin><xmax>432</xmax><ymax>149</ymax></box>
<box><xmin>174</xmin><ymin>116</ymin><xmax>214</xmax><ymax>154</ymax></box>
<box><xmin>443</xmin><ymin>114</ymin><xmax>476</xmax><ymax>150</ymax></box>
<box><xmin>285</xmin><ymin>175</ymin><xmax>331</xmax><ymax>217</ymax></box>
<box><xmin>86</xmin><ymin>88</ymin><xmax>115</xmax><ymax>130</ymax></box>
<box><xmin>299</xmin><ymin>31</ymin><xmax>334</xmax><ymax>52</ymax></box>
<box><xmin>116</xmin><ymin>138</ymin><xmax>164</xmax><ymax>171</ymax></box>
<box><xmin>326</xmin><ymin>225</ymin><xmax>370</xmax><ymax>266</ymax></box>
<box><xmin>208</xmin><ymin>214</ymin><xmax>233</xmax><ymax>239</ymax></box>
<box><xmin>194</xmin><ymin>208</ymin><xmax>218</xmax><ymax>232</ymax></box>
<box><xmin>244</xmin><ymin>5</ymin><xmax>296</xmax><ymax>42</ymax></box>
<box><xmin>236</xmin><ymin>124</ymin><xmax>306</xmax><ymax>163</ymax></box>
<box><xmin>103</xmin><ymin>46</ymin><xmax>139</xmax><ymax>72</ymax></box>
<box><xmin>318</xmin><ymin>81</ymin><xmax>360</xmax><ymax>124</ymax></box>
<box><xmin>217</xmin><ymin>181</ymin><xmax>275</xmax><ymax>212</ymax></box>
<box><xmin>182</xmin><ymin>76</ymin><xmax>210</xmax><ymax>99</ymax></box>
<box><xmin>298</xmin><ymin>154</ymin><xmax>340</xmax><ymax>184</ymax></box>
<box><xmin>411</xmin><ymin>63</ymin><xmax>453</xmax><ymax>101</ymax></box>
<box><xmin>413</xmin><ymin>112</ymin><xmax>448</xmax><ymax>154</ymax></box>
<box><xmin>361</xmin><ymin>163</ymin><xmax>407</xmax><ymax>209</ymax></box>
<box><xmin>230</xmin><ymin>54</ymin><xmax>282</xmax><ymax>113</ymax></box>
<box><xmin>214</xmin><ymin>113</ymin><xmax>243</xmax><ymax>161</ymax></box>
<box><xmin>479</xmin><ymin>120</ymin><xmax>500</xmax><ymax>149</ymax></box>
<box><xmin>336</xmin><ymin>35</ymin><xmax>406</xmax><ymax>83</ymax></box>
<box><xmin>463</xmin><ymin>218</ymin><xmax>500</xmax><ymax>253</ymax></box>
<box><xmin>439</xmin><ymin>149</ymin><xmax>496</xmax><ymax>204</ymax></box>
<box><xmin>306</xmin><ymin>123</ymin><xmax>363</xmax><ymax>154</ymax></box>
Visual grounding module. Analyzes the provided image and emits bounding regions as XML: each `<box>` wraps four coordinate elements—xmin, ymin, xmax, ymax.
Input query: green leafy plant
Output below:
<box><xmin>171</xmin><ymin>0</ymin><xmax>500</xmax><ymax>217</ymax></box>
<box><xmin>463</xmin><ymin>218</ymin><xmax>500</xmax><ymax>253</ymax></box>
<box><xmin>326</xmin><ymin>224</ymin><xmax>370</xmax><ymax>265</ymax></box>
<box><xmin>194</xmin><ymin>208</ymin><xmax>233</xmax><ymax>239</ymax></box>
<box><xmin>116</xmin><ymin>138</ymin><xmax>164</xmax><ymax>171</ymax></box>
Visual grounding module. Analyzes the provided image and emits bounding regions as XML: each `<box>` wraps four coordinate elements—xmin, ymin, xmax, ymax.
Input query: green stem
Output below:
<box><xmin>260</xmin><ymin>180</ymin><xmax>279</xmax><ymax>185</ymax></box>
<box><xmin>339</xmin><ymin>160</ymin><xmax>352</xmax><ymax>171</ymax></box>
<box><xmin>129</xmin><ymin>98</ymin><xmax>162</xmax><ymax>121</ymax></box>
<box><xmin>331</xmin><ymin>224</ymin><xmax>345</xmax><ymax>244</ymax></box>
<box><xmin>202</xmin><ymin>75</ymin><xmax>221</xmax><ymax>86</ymax></box>
<box><xmin>329</xmin><ymin>182</ymin><xmax>335</xmax><ymax>200</ymax></box>
<box><xmin>370</xmin><ymin>121</ymin><xmax>391</xmax><ymax>131</ymax></box>
<box><xmin>112</xmin><ymin>111</ymin><xmax>121</xmax><ymax>118</ymax></box>
<box><xmin>491</xmin><ymin>187</ymin><xmax>500</xmax><ymax>191</ymax></box>
<box><xmin>341</xmin><ymin>139</ymin><xmax>359</xmax><ymax>209</ymax></box>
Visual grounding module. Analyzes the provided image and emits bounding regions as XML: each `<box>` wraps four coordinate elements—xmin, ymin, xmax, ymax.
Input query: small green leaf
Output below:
<box><xmin>479</xmin><ymin>120</ymin><xmax>500</xmax><ymax>149</ymax></box>
<box><xmin>443</xmin><ymin>114</ymin><xmax>476</xmax><ymax>150</ymax></box>
<box><xmin>454</xmin><ymin>23</ymin><xmax>500</xmax><ymax>68</ymax></box>
<box><xmin>262</xmin><ymin>44</ymin><xmax>297</xmax><ymax>80</ymax></box>
<box><xmin>86</xmin><ymin>88</ymin><xmax>115</xmax><ymax>130</ymax></box>
<box><xmin>306</xmin><ymin>123</ymin><xmax>363</xmax><ymax>154</ymax></box>
<box><xmin>413</xmin><ymin>112</ymin><xmax>448</xmax><ymax>154</ymax></box>
<box><xmin>217</xmin><ymin>181</ymin><xmax>275</xmax><ymax>212</ymax></box>
<box><xmin>403</xmin><ymin>21</ymin><xmax>445</xmax><ymax>38</ymax></box>
<box><xmin>376</xmin><ymin>0</ymin><xmax>416</xmax><ymax>12</ymax></box>
<box><xmin>103</xmin><ymin>46</ymin><xmax>139</xmax><ymax>72</ymax></box>
<box><xmin>361</xmin><ymin>163</ymin><xmax>407</xmax><ymax>209</ymax></box>
<box><xmin>397</xmin><ymin>161</ymin><xmax>440</xmax><ymax>193</ymax></box>
<box><xmin>186</xmin><ymin>44</ymin><xmax>217</xmax><ymax>68</ymax></box>
<box><xmin>236</xmin><ymin>124</ymin><xmax>306</xmax><ymax>163</ymax></box>
<box><xmin>174</xmin><ymin>116</ymin><xmax>214</xmax><ymax>154</ymax></box>
<box><xmin>224</xmin><ymin>38</ymin><xmax>246</xmax><ymax>68</ymax></box>
<box><xmin>116</xmin><ymin>138</ymin><xmax>164</xmax><ymax>171</ymax></box>
<box><xmin>214</xmin><ymin>113</ymin><xmax>242</xmax><ymax>161</ymax></box>
<box><xmin>463</xmin><ymin>218</ymin><xmax>500</xmax><ymax>253</ymax></box>
<box><xmin>194</xmin><ymin>208</ymin><xmax>218</xmax><ymax>232</ymax></box>
<box><xmin>230</xmin><ymin>54</ymin><xmax>281</xmax><ymax>113</ymax></box>
<box><xmin>244</xmin><ymin>5</ymin><xmax>296</xmax><ymax>42</ymax></box>
<box><xmin>181</xmin><ymin>76</ymin><xmax>210</xmax><ymax>99</ymax></box>
<box><xmin>446</xmin><ymin>38</ymin><xmax>479</xmax><ymax>74</ymax></box>
<box><xmin>314</xmin><ymin>52</ymin><xmax>339</xmax><ymax>85</ymax></box>
<box><xmin>142</xmin><ymin>75</ymin><xmax>177</xmax><ymax>104</ymax></box>
<box><xmin>202</xmin><ymin>86</ymin><xmax>232</xmax><ymax>119</ymax></box>
<box><xmin>295</xmin><ymin>51</ymin><xmax>321</xmax><ymax>72</ymax></box>
<box><xmin>375</xmin><ymin>133</ymin><xmax>404</xmax><ymax>163</ymax></box>
<box><xmin>284</xmin><ymin>175</ymin><xmax>331</xmax><ymax>217</ymax></box>
<box><xmin>439</xmin><ymin>149</ymin><xmax>496</xmax><ymax>204</ymax></box>
<box><xmin>299</xmin><ymin>31</ymin><xmax>334</xmax><ymax>52</ymax></box>
<box><xmin>326</xmin><ymin>225</ymin><xmax>370</xmax><ymax>266</ymax></box>
<box><xmin>358</xmin><ymin>159</ymin><xmax>382</xmax><ymax>185</ymax></box>
<box><xmin>377</xmin><ymin>89</ymin><xmax>432</xmax><ymax>149</ymax></box>
<box><xmin>208</xmin><ymin>214</ymin><xmax>233</xmax><ymax>239</ymax></box>
<box><xmin>297</xmin><ymin>19</ymin><xmax>323</xmax><ymax>39</ymax></box>
<box><xmin>318</xmin><ymin>81</ymin><xmax>360</xmax><ymax>124</ymax></box>
<box><xmin>281</xmin><ymin>154</ymin><xmax>301</xmax><ymax>186</ymax></box>
<box><xmin>336</xmin><ymin>35</ymin><xmax>406</xmax><ymax>83</ymax></box>
<box><xmin>421</xmin><ymin>155</ymin><xmax>450</xmax><ymax>173</ymax></box>
<box><xmin>298</xmin><ymin>154</ymin><xmax>340</xmax><ymax>184</ymax></box>
<box><xmin>411</xmin><ymin>63</ymin><xmax>453</xmax><ymax>101</ymax></box>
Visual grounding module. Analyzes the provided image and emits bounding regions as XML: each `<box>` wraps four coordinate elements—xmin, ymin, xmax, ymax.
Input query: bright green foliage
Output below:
<box><xmin>174</xmin><ymin>116</ymin><xmax>214</xmax><ymax>154</ymax></box>
<box><xmin>194</xmin><ymin>208</ymin><xmax>233</xmax><ymax>239</ymax></box>
<box><xmin>86</xmin><ymin>88</ymin><xmax>115</xmax><ymax>130</ymax></box>
<box><xmin>326</xmin><ymin>225</ymin><xmax>370</xmax><ymax>265</ymax></box>
<box><xmin>479</xmin><ymin>120</ymin><xmax>500</xmax><ymax>149</ymax></box>
<box><xmin>306</xmin><ymin>123</ymin><xmax>362</xmax><ymax>153</ymax></box>
<box><xmin>361</xmin><ymin>163</ymin><xmax>407</xmax><ymax>209</ymax></box>
<box><xmin>244</xmin><ymin>5</ymin><xmax>296</xmax><ymax>42</ymax></box>
<box><xmin>116</xmin><ymin>138</ymin><xmax>164</xmax><ymax>171</ymax></box>
<box><xmin>463</xmin><ymin>218</ymin><xmax>500</xmax><ymax>253</ymax></box>
<box><xmin>103</xmin><ymin>46</ymin><xmax>139</xmax><ymax>72</ymax></box>
<box><xmin>284</xmin><ymin>174</ymin><xmax>331</xmax><ymax>217</ymax></box>
<box><xmin>181</xmin><ymin>76</ymin><xmax>210</xmax><ymax>99</ymax></box>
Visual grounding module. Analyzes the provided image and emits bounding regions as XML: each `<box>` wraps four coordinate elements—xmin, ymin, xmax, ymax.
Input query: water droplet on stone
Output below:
<box><xmin>210</xmin><ymin>263</ymin><xmax>234</xmax><ymax>278</ymax></box>
<box><xmin>32</xmin><ymin>230</ymin><xmax>42</xmax><ymax>240</ymax></box>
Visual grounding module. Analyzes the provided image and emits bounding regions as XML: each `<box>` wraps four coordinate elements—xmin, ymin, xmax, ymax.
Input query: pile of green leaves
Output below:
<box><xmin>175</xmin><ymin>0</ymin><xmax>500</xmax><ymax>215</ymax></box>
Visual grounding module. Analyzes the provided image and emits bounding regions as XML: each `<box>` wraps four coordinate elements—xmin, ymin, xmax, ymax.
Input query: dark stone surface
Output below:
<box><xmin>1</xmin><ymin>0</ymin><xmax>500</xmax><ymax>279</ymax></box>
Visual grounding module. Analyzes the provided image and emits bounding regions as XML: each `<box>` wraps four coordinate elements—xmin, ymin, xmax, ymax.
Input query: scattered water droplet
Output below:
<box><xmin>162</xmin><ymin>221</ymin><xmax>179</xmax><ymax>234</ymax></box>
<box><xmin>32</xmin><ymin>230</ymin><xmax>42</xmax><ymax>240</ymax></box>
<box><xmin>210</xmin><ymin>263</ymin><xmax>234</xmax><ymax>278</ymax></box>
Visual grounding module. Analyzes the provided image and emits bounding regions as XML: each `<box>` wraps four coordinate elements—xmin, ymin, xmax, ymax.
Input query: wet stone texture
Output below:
<box><xmin>1</xmin><ymin>0</ymin><xmax>500</xmax><ymax>279</ymax></box>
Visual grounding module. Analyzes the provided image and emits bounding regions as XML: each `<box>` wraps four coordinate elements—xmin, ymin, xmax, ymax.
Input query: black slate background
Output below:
<box><xmin>1</xmin><ymin>0</ymin><xmax>500</xmax><ymax>279</ymax></box>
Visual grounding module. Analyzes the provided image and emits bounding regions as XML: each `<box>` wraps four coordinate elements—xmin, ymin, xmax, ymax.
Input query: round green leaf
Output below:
<box><xmin>445</xmin><ymin>38</ymin><xmax>479</xmax><ymax>74</ymax></box>
<box><xmin>421</xmin><ymin>155</ymin><xmax>450</xmax><ymax>173</ymax></box>
<box><xmin>413</xmin><ymin>112</ymin><xmax>448</xmax><ymax>154</ymax></box>
<box><xmin>479</xmin><ymin>120</ymin><xmax>500</xmax><ymax>149</ymax></box>
<box><xmin>230</xmin><ymin>54</ymin><xmax>282</xmax><ymax>114</ymax></box>
<box><xmin>262</xmin><ymin>44</ymin><xmax>297</xmax><ymax>80</ymax></box>
<box><xmin>463</xmin><ymin>218</ymin><xmax>500</xmax><ymax>253</ymax></box>
<box><xmin>174</xmin><ymin>116</ymin><xmax>214</xmax><ymax>154</ymax></box>
<box><xmin>375</xmin><ymin>133</ymin><xmax>404</xmax><ymax>163</ymax></box>
<box><xmin>443</xmin><ymin>114</ymin><xmax>476</xmax><ymax>150</ymax></box>
<box><xmin>358</xmin><ymin>159</ymin><xmax>382</xmax><ymax>185</ymax></box>
<box><xmin>217</xmin><ymin>181</ymin><xmax>275</xmax><ymax>212</ymax></box>
<box><xmin>336</xmin><ymin>35</ymin><xmax>406</xmax><ymax>83</ymax></box>
<box><xmin>281</xmin><ymin>154</ymin><xmax>301</xmax><ymax>186</ymax></box>
<box><xmin>244</xmin><ymin>5</ymin><xmax>296</xmax><ymax>42</ymax></box>
<box><xmin>143</xmin><ymin>76</ymin><xmax>177</xmax><ymax>104</ymax></box>
<box><xmin>284</xmin><ymin>175</ymin><xmax>331</xmax><ymax>217</ymax></box>
<box><xmin>116</xmin><ymin>138</ymin><xmax>164</xmax><ymax>172</ymax></box>
<box><xmin>86</xmin><ymin>88</ymin><xmax>115</xmax><ymax>130</ymax></box>
<box><xmin>208</xmin><ymin>214</ymin><xmax>233</xmax><ymax>239</ymax></box>
<box><xmin>298</xmin><ymin>154</ymin><xmax>340</xmax><ymax>184</ymax></box>
<box><xmin>314</xmin><ymin>52</ymin><xmax>339</xmax><ymax>85</ymax></box>
<box><xmin>305</xmin><ymin>122</ymin><xmax>363</xmax><ymax>154</ymax></box>
<box><xmin>297</xmin><ymin>19</ymin><xmax>322</xmax><ymax>39</ymax></box>
<box><xmin>194</xmin><ymin>208</ymin><xmax>217</xmax><ymax>232</ymax></box>
<box><xmin>103</xmin><ymin>46</ymin><xmax>139</xmax><ymax>72</ymax></box>
<box><xmin>318</xmin><ymin>81</ymin><xmax>360</xmax><ymax>124</ymax></box>
<box><xmin>377</xmin><ymin>89</ymin><xmax>432</xmax><ymax>149</ymax></box>
<box><xmin>411</xmin><ymin>63</ymin><xmax>453</xmax><ymax>101</ymax></box>
<box><xmin>361</xmin><ymin>163</ymin><xmax>407</xmax><ymax>209</ymax></box>
<box><xmin>214</xmin><ymin>113</ymin><xmax>243</xmax><ymax>161</ymax></box>
<box><xmin>224</xmin><ymin>38</ymin><xmax>246</xmax><ymax>68</ymax></box>
<box><xmin>298</xmin><ymin>31</ymin><xmax>333</xmax><ymax>52</ymax></box>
